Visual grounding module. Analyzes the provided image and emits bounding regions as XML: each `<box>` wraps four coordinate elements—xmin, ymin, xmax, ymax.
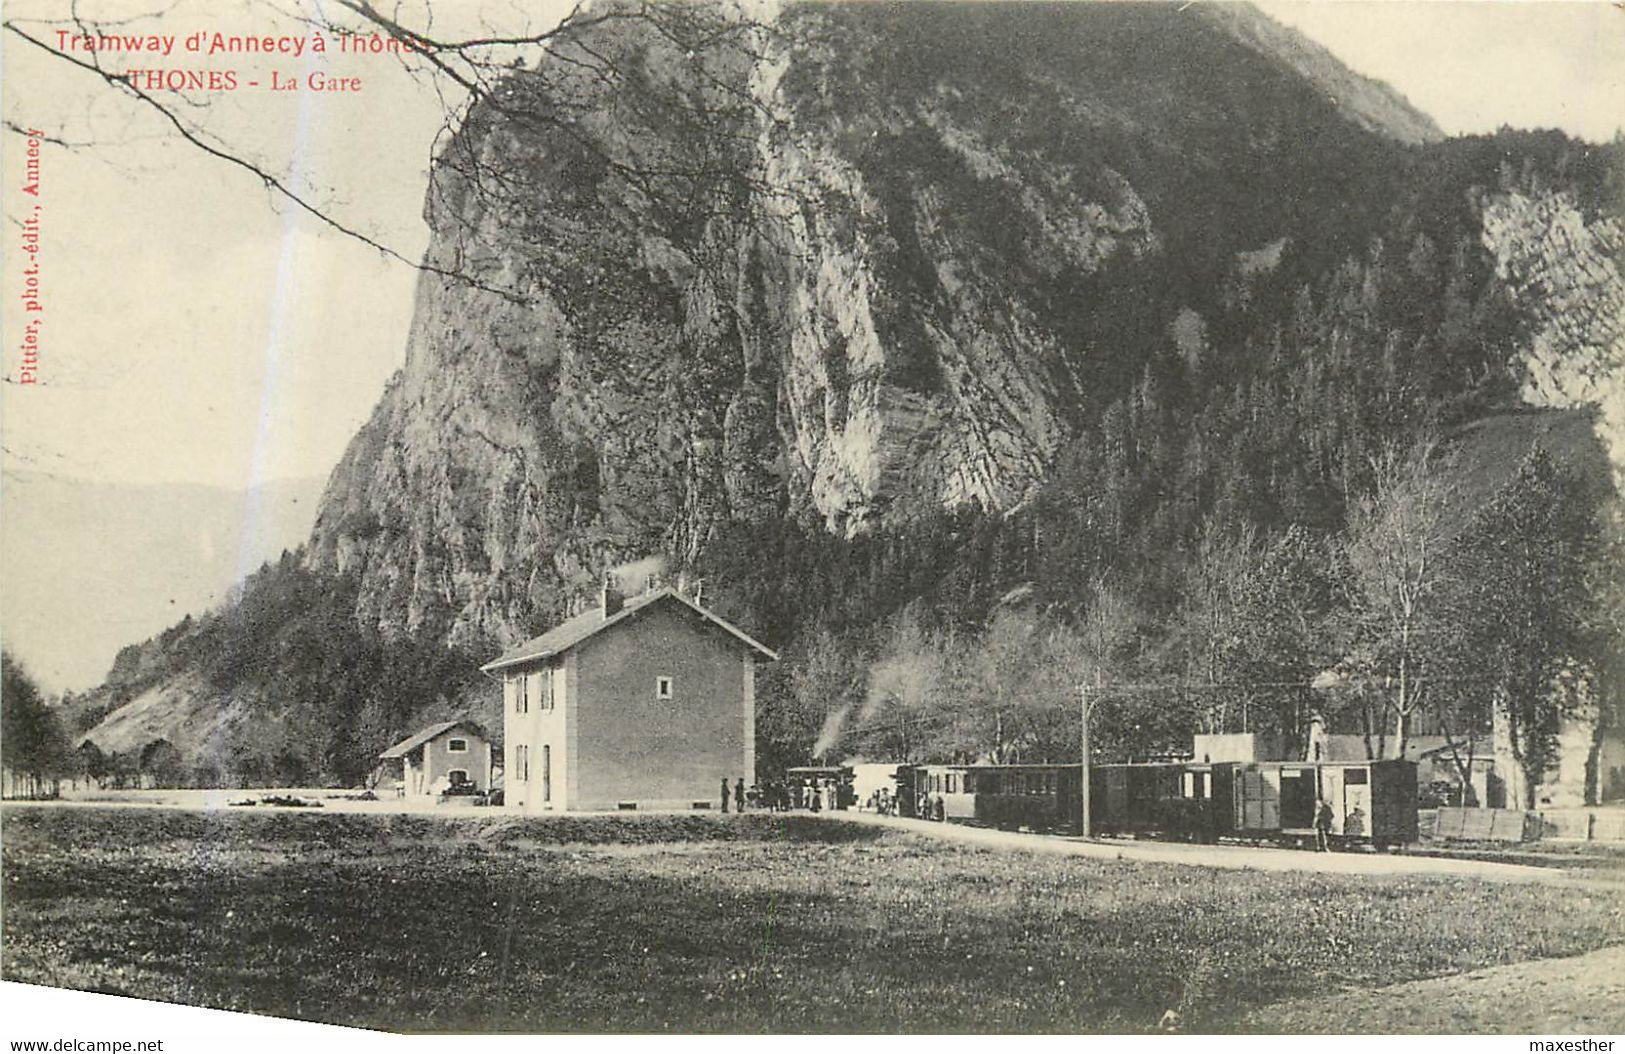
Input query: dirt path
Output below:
<box><xmin>1233</xmin><ymin>943</ymin><xmax>1625</xmax><ymax>1033</ymax></box>
<box><xmin>828</xmin><ymin>810</ymin><xmax>1617</xmax><ymax>886</ymax></box>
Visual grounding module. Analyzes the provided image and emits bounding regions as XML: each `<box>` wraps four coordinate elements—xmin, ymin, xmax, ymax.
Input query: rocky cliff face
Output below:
<box><xmin>306</xmin><ymin>1</ymin><xmax>1444</xmax><ymax>647</ymax></box>
<box><xmin>1481</xmin><ymin>189</ymin><xmax>1625</xmax><ymax>488</ymax></box>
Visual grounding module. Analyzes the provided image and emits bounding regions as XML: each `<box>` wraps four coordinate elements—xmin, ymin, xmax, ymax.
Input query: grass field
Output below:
<box><xmin>4</xmin><ymin>806</ymin><xmax>1624</xmax><ymax>1033</ymax></box>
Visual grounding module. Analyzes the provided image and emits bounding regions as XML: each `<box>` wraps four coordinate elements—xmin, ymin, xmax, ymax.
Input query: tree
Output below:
<box><xmin>139</xmin><ymin>738</ymin><xmax>186</xmax><ymax>788</ymax></box>
<box><xmin>1229</xmin><ymin>526</ymin><xmax>1345</xmax><ymax>754</ymax></box>
<box><xmin>1161</xmin><ymin>521</ymin><xmax>1341</xmax><ymax>752</ymax></box>
<box><xmin>1172</xmin><ymin>521</ymin><xmax>1257</xmax><ymax>734</ymax></box>
<box><xmin>1451</xmin><ymin>447</ymin><xmax>1606</xmax><ymax>807</ymax></box>
<box><xmin>1342</xmin><ymin>440</ymin><xmax>1452</xmax><ymax>760</ymax></box>
<box><xmin>967</xmin><ymin>609</ymin><xmax>1040</xmax><ymax>762</ymax></box>
<box><xmin>860</xmin><ymin>605</ymin><xmax>951</xmax><ymax>763</ymax></box>
<box><xmin>1415</xmin><ymin>579</ymin><xmax>1494</xmax><ymax>803</ymax></box>
<box><xmin>2</xmin><ymin>652</ymin><xmax>75</xmax><ymax>797</ymax></box>
<box><xmin>77</xmin><ymin>740</ymin><xmax>109</xmax><ymax>786</ymax></box>
<box><xmin>756</xmin><ymin>629</ymin><xmax>867</xmax><ymax>772</ymax></box>
<box><xmin>959</xmin><ymin>609</ymin><xmax>1101</xmax><ymax>764</ymax></box>
<box><xmin>1070</xmin><ymin>576</ymin><xmax>1192</xmax><ymax>761</ymax></box>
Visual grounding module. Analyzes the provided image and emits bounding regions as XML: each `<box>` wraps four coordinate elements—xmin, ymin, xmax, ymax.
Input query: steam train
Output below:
<box><xmin>891</xmin><ymin>758</ymin><xmax>1419</xmax><ymax>847</ymax></box>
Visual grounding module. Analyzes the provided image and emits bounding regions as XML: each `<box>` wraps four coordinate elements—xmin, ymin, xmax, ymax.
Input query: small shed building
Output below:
<box><xmin>379</xmin><ymin>720</ymin><xmax>493</xmax><ymax>798</ymax></box>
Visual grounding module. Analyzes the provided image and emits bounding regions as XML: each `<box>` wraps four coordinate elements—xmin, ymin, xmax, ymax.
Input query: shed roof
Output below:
<box><xmin>481</xmin><ymin>587</ymin><xmax>777</xmax><ymax>673</ymax></box>
<box><xmin>1317</xmin><ymin>733</ymin><xmax>1450</xmax><ymax>763</ymax></box>
<box><xmin>379</xmin><ymin>719</ymin><xmax>484</xmax><ymax>759</ymax></box>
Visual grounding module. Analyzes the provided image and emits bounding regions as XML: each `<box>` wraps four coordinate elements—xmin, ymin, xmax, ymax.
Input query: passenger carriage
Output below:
<box><xmin>887</xmin><ymin>758</ymin><xmax>1418</xmax><ymax>846</ymax></box>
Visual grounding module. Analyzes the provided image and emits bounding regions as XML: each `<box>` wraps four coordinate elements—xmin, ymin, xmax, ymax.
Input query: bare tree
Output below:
<box><xmin>862</xmin><ymin>606</ymin><xmax>948</xmax><ymax>764</ymax></box>
<box><xmin>1343</xmin><ymin>439</ymin><xmax>1452</xmax><ymax>761</ymax></box>
<box><xmin>1177</xmin><ymin>521</ymin><xmax>1257</xmax><ymax>734</ymax></box>
<box><xmin>969</xmin><ymin>609</ymin><xmax>1037</xmax><ymax>762</ymax></box>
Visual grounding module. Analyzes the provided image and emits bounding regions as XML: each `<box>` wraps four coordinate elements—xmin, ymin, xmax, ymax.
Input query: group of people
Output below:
<box><xmin>720</xmin><ymin>776</ymin><xmax>746</xmax><ymax>813</ymax></box>
<box><xmin>865</xmin><ymin>787</ymin><xmax>899</xmax><ymax>815</ymax></box>
<box><xmin>917</xmin><ymin>792</ymin><xmax>946</xmax><ymax>821</ymax></box>
<box><xmin>1312</xmin><ymin>797</ymin><xmax>1365</xmax><ymax>849</ymax></box>
<box><xmin>721</xmin><ymin>776</ymin><xmax>849</xmax><ymax>813</ymax></box>
<box><xmin>862</xmin><ymin>787</ymin><xmax>946</xmax><ymax>821</ymax></box>
<box><xmin>718</xmin><ymin>774</ymin><xmax>953</xmax><ymax>821</ymax></box>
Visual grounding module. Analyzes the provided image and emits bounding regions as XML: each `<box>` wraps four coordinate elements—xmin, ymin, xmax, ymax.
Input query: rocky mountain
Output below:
<box><xmin>64</xmin><ymin>2</ymin><xmax>1624</xmax><ymax>787</ymax></box>
<box><xmin>1480</xmin><ymin>187</ymin><xmax>1625</xmax><ymax>484</ymax></box>
<box><xmin>307</xmin><ymin>1</ymin><xmax>1449</xmax><ymax>647</ymax></box>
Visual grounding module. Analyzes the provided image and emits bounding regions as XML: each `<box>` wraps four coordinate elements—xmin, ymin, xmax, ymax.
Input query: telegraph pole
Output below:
<box><xmin>1078</xmin><ymin>682</ymin><xmax>1092</xmax><ymax>839</ymax></box>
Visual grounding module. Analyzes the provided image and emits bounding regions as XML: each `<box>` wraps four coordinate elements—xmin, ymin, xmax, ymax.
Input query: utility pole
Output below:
<box><xmin>1078</xmin><ymin>682</ymin><xmax>1093</xmax><ymax>839</ymax></box>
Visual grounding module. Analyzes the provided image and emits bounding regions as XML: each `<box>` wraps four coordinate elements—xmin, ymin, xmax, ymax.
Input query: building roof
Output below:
<box><xmin>481</xmin><ymin>587</ymin><xmax>778</xmax><ymax>673</ymax></box>
<box><xmin>378</xmin><ymin>719</ymin><xmax>484</xmax><ymax>759</ymax></box>
<box><xmin>1316</xmin><ymin>733</ymin><xmax>1452</xmax><ymax>763</ymax></box>
<box><xmin>1416</xmin><ymin>740</ymin><xmax>1496</xmax><ymax>763</ymax></box>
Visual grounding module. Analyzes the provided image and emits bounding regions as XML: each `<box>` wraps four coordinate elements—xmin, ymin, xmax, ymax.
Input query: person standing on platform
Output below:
<box><xmin>734</xmin><ymin>777</ymin><xmax>746</xmax><ymax>814</ymax></box>
<box><xmin>1314</xmin><ymin>797</ymin><xmax>1334</xmax><ymax>851</ymax></box>
<box><xmin>721</xmin><ymin>776</ymin><xmax>731</xmax><ymax>813</ymax></box>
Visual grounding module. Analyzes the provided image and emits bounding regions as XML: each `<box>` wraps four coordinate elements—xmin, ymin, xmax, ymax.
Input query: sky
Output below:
<box><xmin>1</xmin><ymin>0</ymin><xmax>1622</xmax><ymax>494</ymax></box>
<box><xmin>1</xmin><ymin>0</ymin><xmax>577</xmax><ymax>490</ymax></box>
<box><xmin>1258</xmin><ymin>1</ymin><xmax>1625</xmax><ymax>143</ymax></box>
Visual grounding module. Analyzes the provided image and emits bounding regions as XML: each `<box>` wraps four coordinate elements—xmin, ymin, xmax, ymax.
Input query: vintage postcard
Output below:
<box><xmin>2</xmin><ymin>0</ymin><xmax>1624</xmax><ymax>1040</ymax></box>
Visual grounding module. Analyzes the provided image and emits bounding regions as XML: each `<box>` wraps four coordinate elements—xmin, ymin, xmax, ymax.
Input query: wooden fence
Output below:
<box><xmin>1432</xmin><ymin>806</ymin><xmax>1625</xmax><ymax>842</ymax></box>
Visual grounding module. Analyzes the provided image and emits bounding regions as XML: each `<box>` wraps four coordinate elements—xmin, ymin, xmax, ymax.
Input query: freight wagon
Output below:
<box><xmin>1229</xmin><ymin>760</ymin><xmax>1417</xmax><ymax>844</ymax></box>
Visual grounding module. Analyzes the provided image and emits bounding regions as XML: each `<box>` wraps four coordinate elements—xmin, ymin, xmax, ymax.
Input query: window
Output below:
<box><xmin>655</xmin><ymin>676</ymin><xmax>673</xmax><ymax>700</ymax></box>
<box><xmin>515</xmin><ymin>744</ymin><xmax>529</xmax><ymax>782</ymax></box>
<box><xmin>448</xmin><ymin>738</ymin><xmax>468</xmax><ymax>753</ymax></box>
<box><xmin>514</xmin><ymin>673</ymin><xmax>528</xmax><ymax>714</ymax></box>
<box><xmin>542</xmin><ymin>745</ymin><xmax>552</xmax><ymax>803</ymax></box>
<box><xmin>540</xmin><ymin>667</ymin><xmax>555</xmax><ymax>711</ymax></box>
<box><xmin>1344</xmin><ymin>769</ymin><xmax>1368</xmax><ymax>785</ymax></box>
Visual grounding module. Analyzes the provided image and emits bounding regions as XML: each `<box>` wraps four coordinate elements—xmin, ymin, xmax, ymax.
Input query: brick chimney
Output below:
<box><xmin>600</xmin><ymin>572</ymin><xmax>623</xmax><ymax>620</ymax></box>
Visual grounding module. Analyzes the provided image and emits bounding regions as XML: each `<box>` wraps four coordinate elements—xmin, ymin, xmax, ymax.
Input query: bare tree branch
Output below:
<box><xmin>3</xmin><ymin>15</ymin><xmax>532</xmax><ymax>304</ymax></box>
<box><xmin>5</xmin><ymin>0</ymin><xmax>828</xmax><ymax>312</ymax></box>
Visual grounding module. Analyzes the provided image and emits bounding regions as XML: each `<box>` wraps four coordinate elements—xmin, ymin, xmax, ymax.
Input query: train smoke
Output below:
<box><xmin>812</xmin><ymin>703</ymin><xmax>851</xmax><ymax>760</ymax></box>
